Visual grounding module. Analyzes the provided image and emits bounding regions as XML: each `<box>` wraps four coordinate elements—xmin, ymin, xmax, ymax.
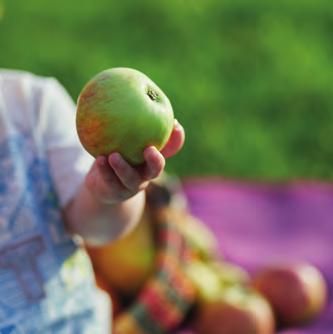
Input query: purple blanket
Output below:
<box><xmin>182</xmin><ymin>179</ymin><xmax>333</xmax><ymax>334</ymax></box>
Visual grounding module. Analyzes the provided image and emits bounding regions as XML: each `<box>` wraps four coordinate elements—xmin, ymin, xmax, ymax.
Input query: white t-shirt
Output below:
<box><xmin>0</xmin><ymin>70</ymin><xmax>111</xmax><ymax>333</ymax></box>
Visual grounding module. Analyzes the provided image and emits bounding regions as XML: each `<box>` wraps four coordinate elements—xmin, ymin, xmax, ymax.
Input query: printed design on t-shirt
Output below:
<box><xmin>0</xmin><ymin>129</ymin><xmax>93</xmax><ymax>330</ymax></box>
<box><xmin>0</xmin><ymin>100</ymin><xmax>101</xmax><ymax>332</ymax></box>
<box><xmin>0</xmin><ymin>129</ymin><xmax>74</xmax><ymax>250</ymax></box>
<box><xmin>0</xmin><ymin>235</ymin><xmax>45</xmax><ymax>302</ymax></box>
<box><xmin>0</xmin><ymin>325</ymin><xmax>18</xmax><ymax>334</ymax></box>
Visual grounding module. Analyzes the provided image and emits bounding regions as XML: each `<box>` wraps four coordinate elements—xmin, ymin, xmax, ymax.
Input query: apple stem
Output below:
<box><xmin>147</xmin><ymin>88</ymin><xmax>159</xmax><ymax>101</ymax></box>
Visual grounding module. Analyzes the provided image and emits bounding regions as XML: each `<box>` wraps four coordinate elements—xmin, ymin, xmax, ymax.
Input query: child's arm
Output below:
<box><xmin>63</xmin><ymin>120</ymin><xmax>185</xmax><ymax>246</ymax></box>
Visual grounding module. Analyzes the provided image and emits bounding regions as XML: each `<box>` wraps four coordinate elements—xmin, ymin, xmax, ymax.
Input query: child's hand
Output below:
<box><xmin>85</xmin><ymin>120</ymin><xmax>185</xmax><ymax>204</ymax></box>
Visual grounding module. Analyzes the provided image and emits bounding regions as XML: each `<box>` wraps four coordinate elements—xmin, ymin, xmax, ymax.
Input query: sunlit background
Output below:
<box><xmin>1</xmin><ymin>0</ymin><xmax>333</xmax><ymax>179</ymax></box>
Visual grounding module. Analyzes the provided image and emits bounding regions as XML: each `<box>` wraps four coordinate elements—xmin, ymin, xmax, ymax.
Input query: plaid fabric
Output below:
<box><xmin>113</xmin><ymin>207</ymin><xmax>197</xmax><ymax>334</ymax></box>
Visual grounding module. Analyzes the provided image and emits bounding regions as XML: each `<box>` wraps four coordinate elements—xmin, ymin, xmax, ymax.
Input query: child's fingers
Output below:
<box><xmin>96</xmin><ymin>156</ymin><xmax>119</xmax><ymax>184</ymax></box>
<box><xmin>108</xmin><ymin>152</ymin><xmax>142</xmax><ymax>191</ymax></box>
<box><xmin>142</xmin><ymin>146</ymin><xmax>165</xmax><ymax>180</ymax></box>
<box><xmin>160</xmin><ymin>119</ymin><xmax>185</xmax><ymax>158</ymax></box>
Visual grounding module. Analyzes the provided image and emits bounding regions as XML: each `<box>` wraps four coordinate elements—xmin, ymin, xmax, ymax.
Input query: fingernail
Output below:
<box><xmin>109</xmin><ymin>153</ymin><xmax>121</xmax><ymax>166</ymax></box>
<box><xmin>146</xmin><ymin>146</ymin><xmax>157</xmax><ymax>155</ymax></box>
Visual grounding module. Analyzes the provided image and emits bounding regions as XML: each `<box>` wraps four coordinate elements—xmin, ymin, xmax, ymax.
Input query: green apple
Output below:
<box><xmin>177</xmin><ymin>215</ymin><xmax>219</xmax><ymax>260</ymax></box>
<box><xmin>76</xmin><ymin>67</ymin><xmax>174</xmax><ymax>164</ymax></box>
<box><xmin>211</xmin><ymin>261</ymin><xmax>250</xmax><ymax>287</ymax></box>
<box><xmin>185</xmin><ymin>259</ymin><xmax>223</xmax><ymax>302</ymax></box>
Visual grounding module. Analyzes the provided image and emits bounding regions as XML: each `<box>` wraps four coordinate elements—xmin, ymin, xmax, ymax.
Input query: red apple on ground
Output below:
<box><xmin>76</xmin><ymin>67</ymin><xmax>174</xmax><ymax>164</ymax></box>
<box><xmin>191</xmin><ymin>286</ymin><xmax>275</xmax><ymax>334</ymax></box>
<box><xmin>251</xmin><ymin>262</ymin><xmax>328</xmax><ymax>327</ymax></box>
<box><xmin>185</xmin><ymin>260</ymin><xmax>275</xmax><ymax>334</ymax></box>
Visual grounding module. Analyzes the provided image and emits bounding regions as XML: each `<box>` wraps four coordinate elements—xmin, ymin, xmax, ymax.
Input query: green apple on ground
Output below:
<box><xmin>76</xmin><ymin>67</ymin><xmax>174</xmax><ymax>164</ymax></box>
<box><xmin>251</xmin><ymin>262</ymin><xmax>328</xmax><ymax>327</ymax></box>
<box><xmin>185</xmin><ymin>260</ymin><xmax>275</xmax><ymax>334</ymax></box>
<box><xmin>210</xmin><ymin>261</ymin><xmax>250</xmax><ymax>287</ymax></box>
<box><xmin>86</xmin><ymin>210</ymin><xmax>156</xmax><ymax>296</ymax></box>
<box><xmin>185</xmin><ymin>259</ymin><xmax>222</xmax><ymax>302</ymax></box>
<box><xmin>177</xmin><ymin>215</ymin><xmax>219</xmax><ymax>260</ymax></box>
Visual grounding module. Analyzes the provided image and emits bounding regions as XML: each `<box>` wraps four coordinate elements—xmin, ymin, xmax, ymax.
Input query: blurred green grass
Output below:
<box><xmin>1</xmin><ymin>0</ymin><xmax>333</xmax><ymax>180</ymax></box>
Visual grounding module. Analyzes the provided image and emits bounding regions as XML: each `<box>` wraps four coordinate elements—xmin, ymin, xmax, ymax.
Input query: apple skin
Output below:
<box><xmin>185</xmin><ymin>260</ymin><xmax>275</xmax><ymax>334</ymax></box>
<box><xmin>76</xmin><ymin>67</ymin><xmax>174</xmax><ymax>164</ymax></box>
<box><xmin>86</xmin><ymin>210</ymin><xmax>156</xmax><ymax>297</ymax></box>
<box><xmin>251</xmin><ymin>263</ymin><xmax>328</xmax><ymax>327</ymax></box>
<box><xmin>191</xmin><ymin>287</ymin><xmax>275</xmax><ymax>334</ymax></box>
